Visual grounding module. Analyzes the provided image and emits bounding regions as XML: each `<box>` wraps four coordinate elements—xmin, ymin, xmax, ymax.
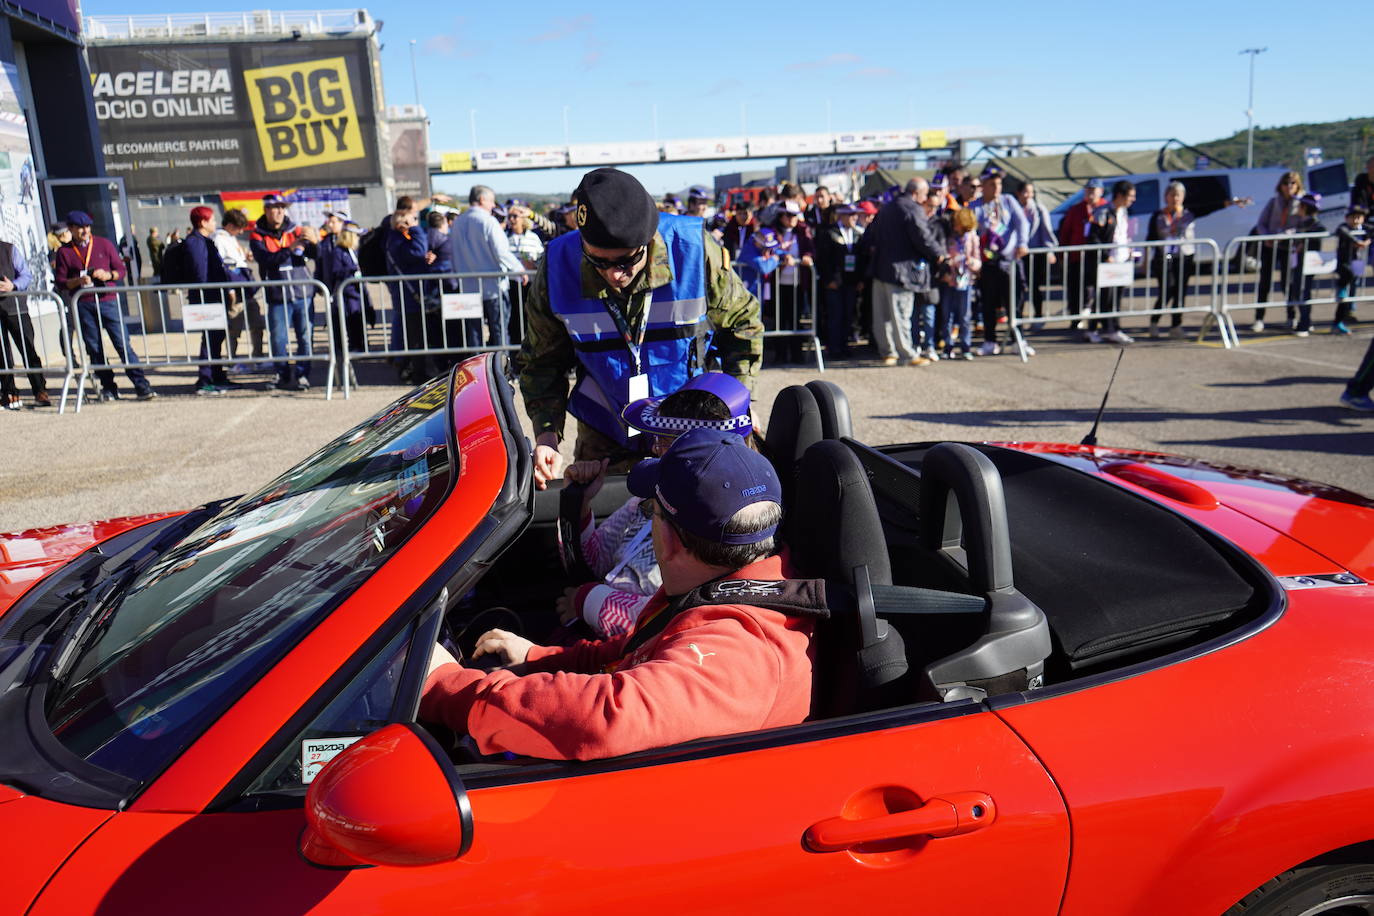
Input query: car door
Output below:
<box><xmin>33</xmin><ymin>705</ymin><xmax>1069</xmax><ymax>915</ymax></box>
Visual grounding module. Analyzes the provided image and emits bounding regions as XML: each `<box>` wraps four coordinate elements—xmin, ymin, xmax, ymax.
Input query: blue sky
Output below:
<box><xmin>82</xmin><ymin>0</ymin><xmax>1370</xmax><ymax>197</ymax></box>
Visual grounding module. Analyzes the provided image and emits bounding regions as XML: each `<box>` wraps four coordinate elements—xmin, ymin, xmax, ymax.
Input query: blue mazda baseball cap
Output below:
<box><xmin>628</xmin><ymin>428</ymin><xmax>781</xmax><ymax>545</ymax></box>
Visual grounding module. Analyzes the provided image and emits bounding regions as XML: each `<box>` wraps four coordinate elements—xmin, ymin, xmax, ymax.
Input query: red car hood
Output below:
<box><xmin>0</xmin><ymin>785</ymin><xmax>114</xmax><ymax>914</ymax></box>
<box><xmin>1000</xmin><ymin>443</ymin><xmax>1374</xmax><ymax>582</ymax></box>
<box><xmin>0</xmin><ymin>514</ymin><xmax>175</xmax><ymax>616</ymax></box>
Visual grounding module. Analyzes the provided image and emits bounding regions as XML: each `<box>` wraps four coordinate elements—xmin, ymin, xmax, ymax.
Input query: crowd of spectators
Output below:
<box><xmin>7</xmin><ymin>155</ymin><xmax>1372</xmax><ymax>409</ymax></box>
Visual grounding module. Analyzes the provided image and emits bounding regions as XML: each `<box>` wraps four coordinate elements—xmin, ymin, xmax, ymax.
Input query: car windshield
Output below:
<box><xmin>41</xmin><ymin>375</ymin><xmax>457</xmax><ymax>786</ymax></box>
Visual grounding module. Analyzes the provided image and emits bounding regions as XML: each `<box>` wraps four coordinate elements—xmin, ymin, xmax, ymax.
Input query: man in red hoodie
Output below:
<box><xmin>422</xmin><ymin>427</ymin><xmax>823</xmax><ymax>760</ymax></box>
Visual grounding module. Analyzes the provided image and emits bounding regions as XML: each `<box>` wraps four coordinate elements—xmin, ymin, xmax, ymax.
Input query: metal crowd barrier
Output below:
<box><xmin>1009</xmin><ymin>237</ymin><xmax>1226</xmax><ymax>361</ymax></box>
<box><xmin>0</xmin><ymin>289</ymin><xmax>79</xmax><ymax>413</ymax></box>
<box><xmin>68</xmin><ymin>278</ymin><xmax>335</xmax><ymax>409</ymax></box>
<box><xmin>732</xmin><ymin>261</ymin><xmax>824</xmax><ymax>371</ymax></box>
<box><xmin>1218</xmin><ymin>231</ymin><xmax>1372</xmax><ymax>340</ymax></box>
<box><xmin>333</xmin><ymin>269</ymin><xmax>535</xmax><ymax>398</ymax></box>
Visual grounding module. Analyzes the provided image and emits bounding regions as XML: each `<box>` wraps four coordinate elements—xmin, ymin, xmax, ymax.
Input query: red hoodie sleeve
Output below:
<box><xmin>421</xmin><ymin>608</ymin><xmax>790</xmax><ymax>760</ymax></box>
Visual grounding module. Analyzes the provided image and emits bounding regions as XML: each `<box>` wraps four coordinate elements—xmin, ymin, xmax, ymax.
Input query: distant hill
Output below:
<box><xmin>1197</xmin><ymin>116</ymin><xmax>1374</xmax><ymax>176</ymax></box>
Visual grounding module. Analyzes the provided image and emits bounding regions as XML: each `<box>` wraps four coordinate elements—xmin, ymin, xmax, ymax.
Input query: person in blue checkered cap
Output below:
<box><xmin>556</xmin><ymin>371</ymin><xmax>756</xmax><ymax>638</ymax></box>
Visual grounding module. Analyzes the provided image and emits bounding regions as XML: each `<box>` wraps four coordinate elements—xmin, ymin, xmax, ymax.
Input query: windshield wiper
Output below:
<box><xmin>46</xmin><ymin>568</ymin><xmax>136</xmax><ymax>686</ymax></box>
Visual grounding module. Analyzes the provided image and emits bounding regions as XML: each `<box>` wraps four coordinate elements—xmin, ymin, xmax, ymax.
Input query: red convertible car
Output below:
<box><xmin>1</xmin><ymin>353</ymin><xmax>1372</xmax><ymax>916</ymax></box>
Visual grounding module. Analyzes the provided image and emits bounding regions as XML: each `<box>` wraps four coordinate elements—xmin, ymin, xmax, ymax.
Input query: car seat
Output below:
<box><xmin>764</xmin><ymin>385</ymin><xmax>823</xmax><ymax>544</ymax></box>
<box><xmin>790</xmin><ymin>439</ymin><xmax>905</xmax><ymax>717</ymax></box>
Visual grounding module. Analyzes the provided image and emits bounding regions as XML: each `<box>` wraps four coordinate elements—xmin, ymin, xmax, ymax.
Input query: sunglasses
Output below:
<box><xmin>583</xmin><ymin>246</ymin><xmax>646</xmax><ymax>273</ymax></box>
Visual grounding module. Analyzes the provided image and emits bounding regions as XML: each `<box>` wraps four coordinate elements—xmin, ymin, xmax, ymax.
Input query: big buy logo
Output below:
<box><xmin>244</xmin><ymin>56</ymin><xmax>363</xmax><ymax>172</ymax></box>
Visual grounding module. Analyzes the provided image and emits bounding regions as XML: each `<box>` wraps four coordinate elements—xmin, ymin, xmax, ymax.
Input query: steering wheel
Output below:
<box><xmin>557</xmin><ymin>479</ymin><xmax>595</xmax><ymax>583</ymax></box>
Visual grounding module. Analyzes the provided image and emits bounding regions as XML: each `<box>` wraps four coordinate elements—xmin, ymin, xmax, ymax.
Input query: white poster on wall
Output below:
<box><xmin>0</xmin><ymin>63</ymin><xmax>47</xmax><ymax>289</ymax></box>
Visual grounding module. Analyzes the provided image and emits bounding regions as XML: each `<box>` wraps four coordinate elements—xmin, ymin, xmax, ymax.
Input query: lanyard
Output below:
<box><xmin>79</xmin><ymin>241</ymin><xmax>93</xmax><ymax>270</ymax></box>
<box><xmin>603</xmin><ymin>292</ymin><xmax>649</xmax><ymax>373</ymax></box>
<box><xmin>1163</xmin><ymin>210</ymin><xmax>1182</xmax><ymax>237</ymax></box>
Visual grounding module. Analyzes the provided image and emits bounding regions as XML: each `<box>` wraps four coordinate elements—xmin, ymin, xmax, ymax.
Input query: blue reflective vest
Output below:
<box><xmin>545</xmin><ymin>213</ymin><xmax>711</xmax><ymax>445</ymax></box>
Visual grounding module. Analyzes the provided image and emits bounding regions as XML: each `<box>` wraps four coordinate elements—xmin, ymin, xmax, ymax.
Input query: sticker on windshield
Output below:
<box><xmin>402</xmin><ymin>437</ymin><xmax>433</xmax><ymax>461</ymax></box>
<box><xmin>397</xmin><ymin>458</ymin><xmax>429</xmax><ymax>503</ymax></box>
<box><xmin>302</xmin><ymin>736</ymin><xmax>363</xmax><ymax>784</ymax></box>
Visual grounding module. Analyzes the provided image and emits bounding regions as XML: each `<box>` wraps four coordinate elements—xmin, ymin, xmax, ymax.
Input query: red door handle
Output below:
<box><xmin>804</xmin><ymin>791</ymin><xmax>996</xmax><ymax>853</ymax></box>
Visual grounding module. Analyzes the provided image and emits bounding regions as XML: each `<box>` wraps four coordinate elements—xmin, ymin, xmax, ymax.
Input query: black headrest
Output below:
<box><xmin>765</xmin><ymin>385</ymin><xmax>823</xmax><ymax>474</ymax></box>
<box><xmin>790</xmin><ymin>440</ymin><xmax>891</xmax><ymax>587</ymax></box>
<box><xmin>805</xmin><ymin>380</ymin><xmax>853</xmax><ymax>440</ymax></box>
<box><xmin>765</xmin><ymin>386</ymin><xmax>823</xmax><ymax>539</ymax></box>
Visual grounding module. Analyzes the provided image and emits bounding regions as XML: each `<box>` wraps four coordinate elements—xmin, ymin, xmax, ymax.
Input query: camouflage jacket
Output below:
<box><xmin>517</xmin><ymin>226</ymin><xmax>763</xmax><ymax>441</ymax></box>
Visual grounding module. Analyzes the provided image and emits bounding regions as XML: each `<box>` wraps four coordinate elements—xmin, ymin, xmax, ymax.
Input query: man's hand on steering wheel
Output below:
<box><xmin>471</xmin><ymin>628</ymin><xmax>535</xmax><ymax>667</ymax></box>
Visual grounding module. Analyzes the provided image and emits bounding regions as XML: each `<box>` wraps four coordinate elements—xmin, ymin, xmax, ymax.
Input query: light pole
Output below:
<box><xmin>408</xmin><ymin>39</ymin><xmax>420</xmax><ymax>108</ymax></box>
<box><xmin>1239</xmin><ymin>47</ymin><xmax>1267</xmax><ymax>169</ymax></box>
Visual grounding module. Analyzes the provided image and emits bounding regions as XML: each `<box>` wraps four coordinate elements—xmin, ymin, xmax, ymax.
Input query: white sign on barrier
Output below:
<box><xmin>1303</xmin><ymin>251</ymin><xmax>1336</xmax><ymax>276</ymax></box>
<box><xmin>182</xmin><ymin>303</ymin><xmax>228</xmax><ymax>331</ymax></box>
<box><xmin>1097</xmin><ymin>262</ymin><xmax>1135</xmax><ymax>288</ymax></box>
<box><xmin>442</xmin><ymin>292</ymin><xmax>483</xmax><ymax>320</ymax></box>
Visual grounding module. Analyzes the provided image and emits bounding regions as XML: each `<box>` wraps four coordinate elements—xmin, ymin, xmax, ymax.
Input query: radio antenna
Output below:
<box><xmin>1082</xmin><ymin>349</ymin><xmax>1125</xmax><ymax>447</ymax></box>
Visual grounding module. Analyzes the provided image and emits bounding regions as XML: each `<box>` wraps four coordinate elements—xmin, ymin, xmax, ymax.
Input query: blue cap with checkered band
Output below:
<box><xmin>621</xmin><ymin>372</ymin><xmax>752</xmax><ymax>439</ymax></box>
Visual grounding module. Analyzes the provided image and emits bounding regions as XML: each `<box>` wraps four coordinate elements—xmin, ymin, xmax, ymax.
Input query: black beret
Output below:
<box><xmin>573</xmin><ymin>168</ymin><xmax>658</xmax><ymax>249</ymax></box>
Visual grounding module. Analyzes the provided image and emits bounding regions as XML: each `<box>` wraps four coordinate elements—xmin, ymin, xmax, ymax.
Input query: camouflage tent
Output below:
<box><xmin>861</xmin><ymin>147</ymin><xmax>1206</xmax><ymax>207</ymax></box>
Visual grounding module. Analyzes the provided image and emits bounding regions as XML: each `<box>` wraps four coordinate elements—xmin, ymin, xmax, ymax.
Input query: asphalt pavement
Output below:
<box><xmin>2</xmin><ymin>324</ymin><xmax>1370</xmax><ymax>534</ymax></box>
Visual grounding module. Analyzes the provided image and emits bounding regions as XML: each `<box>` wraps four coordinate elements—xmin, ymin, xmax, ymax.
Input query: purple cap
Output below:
<box><xmin>752</xmin><ymin>227</ymin><xmax>779</xmax><ymax>248</ymax></box>
<box><xmin>262</xmin><ymin>193</ymin><xmax>288</xmax><ymax>206</ymax></box>
<box><xmin>1300</xmin><ymin>192</ymin><xmax>1321</xmax><ymax>209</ymax></box>
<box><xmin>979</xmin><ymin>165</ymin><xmax>1005</xmax><ymax>180</ymax></box>
<box><xmin>628</xmin><ymin>428</ymin><xmax>781</xmax><ymax>545</ymax></box>
<box><xmin>779</xmin><ymin>200</ymin><xmax>802</xmax><ymax>215</ymax></box>
<box><xmin>835</xmin><ymin>203</ymin><xmax>861</xmax><ymax>215</ymax></box>
<box><xmin>622</xmin><ymin>372</ymin><xmax>752</xmax><ymax>438</ymax></box>
<box><xmin>65</xmin><ymin>210</ymin><xmax>92</xmax><ymax>227</ymax></box>
<box><xmin>688</xmin><ymin>185</ymin><xmax>711</xmax><ymax>200</ymax></box>
<box><xmin>1084</xmin><ymin>178</ymin><xmax>1104</xmax><ymax>191</ymax></box>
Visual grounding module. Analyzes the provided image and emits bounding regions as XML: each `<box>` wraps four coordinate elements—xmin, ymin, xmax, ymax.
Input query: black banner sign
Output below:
<box><xmin>87</xmin><ymin>39</ymin><xmax>380</xmax><ymax>195</ymax></box>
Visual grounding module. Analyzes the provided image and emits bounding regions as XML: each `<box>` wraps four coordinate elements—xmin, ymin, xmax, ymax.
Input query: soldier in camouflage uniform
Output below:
<box><xmin>518</xmin><ymin>168</ymin><xmax>763</xmax><ymax>486</ymax></box>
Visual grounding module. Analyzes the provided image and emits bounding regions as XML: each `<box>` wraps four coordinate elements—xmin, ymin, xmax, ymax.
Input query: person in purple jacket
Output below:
<box><xmin>52</xmin><ymin>210</ymin><xmax>156</xmax><ymax>401</ymax></box>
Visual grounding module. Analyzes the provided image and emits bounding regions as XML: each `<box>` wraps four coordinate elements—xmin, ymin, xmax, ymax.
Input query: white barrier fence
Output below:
<box><xmin>1010</xmin><ymin>237</ymin><xmax>1226</xmax><ymax>360</ymax></box>
<box><xmin>1218</xmin><ymin>231</ymin><xmax>1373</xmax><ymax>340</ymax></box>
<box><xmin>332</xmin><ymin>269</ymin><xmax>534</xmax><ymax>399</ymax></box>
<box><xmin>0</xmin><ymin>289</ymin><xmax>78</xmax><ymax>412</ymax></box>
<box><xmin>68</xmin><ymin>279</ymin><xmax>336</xmax><ymax>408</ymax></box>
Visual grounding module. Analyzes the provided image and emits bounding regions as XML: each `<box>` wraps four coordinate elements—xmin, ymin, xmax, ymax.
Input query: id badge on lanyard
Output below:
<box><xmin>606</xmin><ymin>295</ymin><xmax>650</xmax><ymax>406</ymax></box>
<box><xmin>843</xmin><ymin>253</ymin><xmax>856</xmax><ymax>272</ymax></box>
